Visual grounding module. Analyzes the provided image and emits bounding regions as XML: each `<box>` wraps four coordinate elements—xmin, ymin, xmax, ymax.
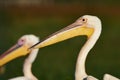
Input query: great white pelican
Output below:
<box><xmin>1</xmin><ymin>35</ymin><xmax>39</xmax><ymax>80</ymax></box>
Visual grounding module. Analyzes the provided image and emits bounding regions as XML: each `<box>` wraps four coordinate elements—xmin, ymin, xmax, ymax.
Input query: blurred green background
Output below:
<box><xmin>0</xmin><ymin>0</ymin><xmax>120</xmax><ymax>80</ymax></box>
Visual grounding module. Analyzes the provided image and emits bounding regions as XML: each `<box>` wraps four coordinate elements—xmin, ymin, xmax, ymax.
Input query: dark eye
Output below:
<box><xmin>21</xmin><ymin>39</ymin><xmax>24</xmax><ymax>42</ymax></box>
<box><xmin>82</xmin><ymin>18</ymin><xmax>87</xmax><ymax>22</ymax></box>
<box><xmin>21</xmin><ymin>39</ymin><xmax>25</xmax><ymax>42</ymax></box>
<box><xmin>18</xmin><ymin>39</ymin><xmax>25</xmax><ymax>45</ymax></box>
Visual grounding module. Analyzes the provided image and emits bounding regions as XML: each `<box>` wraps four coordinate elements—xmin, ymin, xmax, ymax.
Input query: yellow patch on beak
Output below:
<box><xmin>0</xmin><ymin>45</ymin><xmax>30</xmax><ymax>66</ymax></box>
<box><xmin>33</xmin><ymin>26</ymin><xmax>94</xmax><ymax>49</ymax></box>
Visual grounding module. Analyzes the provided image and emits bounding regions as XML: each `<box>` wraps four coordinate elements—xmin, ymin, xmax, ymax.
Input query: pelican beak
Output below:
<box><xmin>0</xmin><ymin>44</ymin><xmax>30</xmax><ymax>66</ymax></box>
<box><xmin>31</xmin><ymin>23</ymin><xmax>94</xmax><ymax>49</ymax></box>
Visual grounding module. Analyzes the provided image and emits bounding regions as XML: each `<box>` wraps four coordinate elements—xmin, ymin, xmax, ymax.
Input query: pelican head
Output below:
<box><xmin>32</xmin><ymin>15</ymin><xmax>101</xmax><ymax>49</ymax></box>
<box><xmin>18</xmin><ymin>35</ymin><xmax>39</xmax><ymax>47</ymax></box>
<box><xmin>77</xmin><ymin>15</ymin><xmax>101</xmax><ymax>28</ymax></box>
<box><xmin>0</xmin><ymin>35</ymin><xmax>39</xmax><ymax>66</ymax></box>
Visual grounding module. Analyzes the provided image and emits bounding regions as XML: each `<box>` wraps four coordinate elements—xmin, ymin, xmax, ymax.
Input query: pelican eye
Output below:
<box><xmin>18</xmin><ymin>39</ymin><xmax>26</xmax><ymax>45</ymax></box>
<box><xmin>21</xmin><ymin>39</ymin><xmax>25</xmax><ymax>43</ymax></box>
<box><xmin>82</xmin><ymin>18</ymin><xmax>87</xmax><ymax>22</ymax></box>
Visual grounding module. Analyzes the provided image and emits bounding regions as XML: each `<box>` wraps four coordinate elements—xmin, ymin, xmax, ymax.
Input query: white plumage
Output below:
<box><xmin>9</xmin><ymin>35</ymin><xmax>39</xmax><ymax>80</ymax></box>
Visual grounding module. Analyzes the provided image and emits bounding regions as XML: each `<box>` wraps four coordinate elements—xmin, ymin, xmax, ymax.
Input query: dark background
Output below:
<box><xmin>0</xmin><ymin>0</ymin><xmax>120</xmax><ymax>80</ymax></box>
